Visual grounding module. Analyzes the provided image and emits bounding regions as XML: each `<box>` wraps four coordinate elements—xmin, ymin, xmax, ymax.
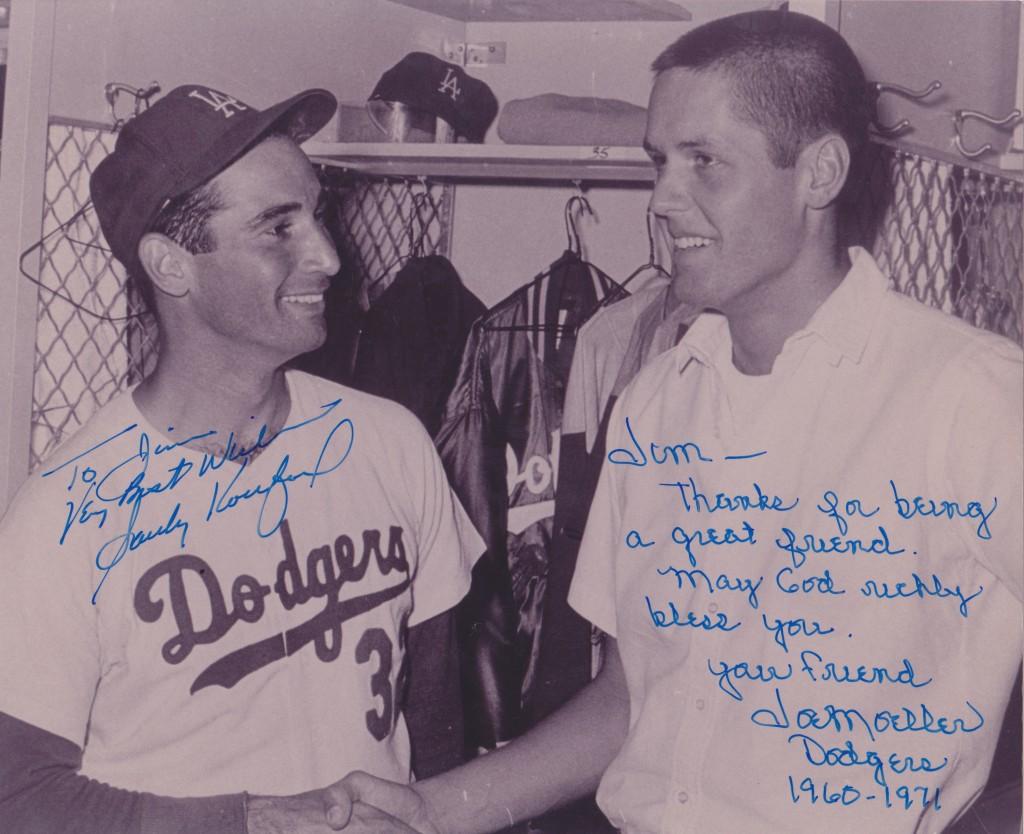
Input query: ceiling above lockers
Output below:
<box><xmin>47</xmin><ymin>0</ymin><xmax>468</xmax><ymax>129</ymax></box>
<box><xmin>382</xmin><ymin>0</ymin><xmax>692</xmax><ymax>22</ymax></box>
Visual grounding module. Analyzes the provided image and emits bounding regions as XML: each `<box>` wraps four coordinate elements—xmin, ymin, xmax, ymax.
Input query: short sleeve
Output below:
<box><xmin>567</xmin><ymin>400</ymin><xmax>627</xmax><ymax>637</ymax></box>
<box><xmin>404</xmin><ymin>418</ymin><xmax>484</xmax><ymax>627</ymax></box>
<box><xmin>932</xmin><ymin>337</ymin><xmax>1024</xmax><ymax>602</ymax></box>
<box><xmin>0</xmin><ymin>478</ymin><xmax>102</xmax><ymax>746</ymax></box>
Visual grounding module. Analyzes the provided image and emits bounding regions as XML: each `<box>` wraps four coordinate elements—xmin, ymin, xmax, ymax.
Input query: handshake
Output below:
<box><xmin>245</xmin><ymin>771</ymin><xmax>450</xmax><ymax>834</ymax></box>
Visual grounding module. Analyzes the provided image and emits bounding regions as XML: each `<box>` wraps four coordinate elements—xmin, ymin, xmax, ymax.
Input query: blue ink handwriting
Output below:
<box><xmin>606</xmin><ymin>417</ymin><xmax>765</xmax><ymax>468</ymax></box>
<box><xmin>42</xmin><ymin>399</ymin><xmax>356</xmax><ymax>603</ymax></box>
<box><xmin>645</xmin><ymin>595</ymin><xmax>741</xmax><ymax>632</ymax></box>
<box><xmin>787</xmin><ymin>733</ymin><xmax>947</xmax><ymax>789</ymax></box>
<box><xmin>760</xmin><ymin>613</ymin><xmax>834</xmax><ymax>652</ymax></box>
<box><xmin>775</xmin><ymin>526</ymin><xmax>905</xmax><ymax>569</ymax></box>
<box><xmin>671</xmin><ymin>521</ymin><xmax>756</xmax><ymax>567</ymax></box>
<box><xmin>657</xmin><ymin>565</ymin><xmax>764</xmax><ymax>609</ymax></box>
<box><xmin>707</xmin><ymin>657</ymin><xmax>793</xmax><ymax>701</ymax></box>
<box><xmin>626</xmin><ymin>530</ymin><xmax>655</xmax><ymax>549</ymax></box>
<box><xmin>798</xmin><ymin>650</ymin><xmax>933</xmax><ymax>689</ymax></box>
<box><xmin>659</xmin><ymin>477</ymin><xmax>798</xmax><ymax>514</ymax></box>
<box><xmin>751</xmin><ymin>688</ymin><xmax>982</xmax><ymax>742</ymax></box>
<box><xmin>775</xmin><ymin>566</ymin><xmax>846</xmax><ymax>596</ymax></box>
<box><xmin>205</xmin><ymin>415</ymin><xmax>354</xmax><ymax>538</ymax></box>
<box><xmin>889</xmin><ymin>480</ymin><xmax>997</xmax><ymax>540</ymax></box>
<box><xmin>816</xmin><ymin>490</ymin><xmax>879</xmax><ymax>536</ymax></box>
<box><xmin>860</xmin><ymin>573</ymin><xmax>984</xmax><ymax>618</ymax></box>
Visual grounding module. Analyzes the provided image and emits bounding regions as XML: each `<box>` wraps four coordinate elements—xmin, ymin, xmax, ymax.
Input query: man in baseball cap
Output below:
<box><xmin>90</xmin><ymin>83</ymin><xmax>337</xmax><ymax>310</ymax></box>
<box><xmin>0</xmin><ymin>84</ymin><xmax>482</xmax><ymax>833</ymax></box>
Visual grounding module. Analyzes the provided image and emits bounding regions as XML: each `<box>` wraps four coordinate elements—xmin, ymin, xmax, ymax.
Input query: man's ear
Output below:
<box><xmin>137</xmin><ymin>232</ymin><xmax>191</xmax><ymax>299</ymax></box>
<box><xmin>799</xmin><ymin>133</ymin><xmax>851</xmax><ymax>209</ymax></box>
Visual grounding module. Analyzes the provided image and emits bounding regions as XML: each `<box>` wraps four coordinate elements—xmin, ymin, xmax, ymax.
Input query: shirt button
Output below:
<box><xmin>708</xmin><ymin>603</ymin><xmax>719</xmax><ymax>613</ymax></box>
<box><xmin>677</xmin><ymin>791</ymin><xmax>689</xmax><ymax>804</ymax></box>
<box><xmin>696</xmin><ymin>698</ymin><xmax>706</xmax><ymax>710</ymax></box>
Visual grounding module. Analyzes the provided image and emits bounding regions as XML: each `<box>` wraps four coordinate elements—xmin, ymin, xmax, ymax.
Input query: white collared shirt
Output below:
<box><xmin>569</xmin><ymin>248</ymin><xmax>1023</xmax><ymax>833</ymax></box>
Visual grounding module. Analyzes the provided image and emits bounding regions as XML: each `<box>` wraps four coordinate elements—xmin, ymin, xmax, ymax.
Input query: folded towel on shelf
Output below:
<box><xmin>497</xmin><ymin>93</ymin><xmax>647</xmax><ymax>146</ymax></box>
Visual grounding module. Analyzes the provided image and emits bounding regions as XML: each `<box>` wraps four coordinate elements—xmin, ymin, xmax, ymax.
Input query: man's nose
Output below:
<box><xmin>649</xmin><ymin>167</ymin><xmax>696</xmax><ymax>218</ymax></box>
<box><xmin>303</xmin><ymin>222</ymin><xmax>341</xmax><ymax>276</ymax></box>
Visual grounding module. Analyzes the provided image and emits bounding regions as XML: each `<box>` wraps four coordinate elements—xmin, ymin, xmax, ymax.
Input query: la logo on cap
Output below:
<box><xmin>188</xmin><ymin>87</ymin><xmax>250</xmax><ymax>118</ymax></box>
<box><xmin>437</xmin><ymin>68</ymin><xmax>462</xmax><ymax>102</ymax></box>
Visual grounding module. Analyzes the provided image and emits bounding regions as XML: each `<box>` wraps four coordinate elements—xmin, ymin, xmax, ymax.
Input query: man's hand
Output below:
<box><xmin>244</xmin><ymin>789</ymin><xmax>348</xmax><ymax>833</ymax></box>
<box><xmin>245</xmin><ymin>772</ymin><xmax>439</xmax><ymax>833</ymax></box>
<box><xmin>323</xmin><ymin>771</ymin><xmax>441</xmax><ymax>833</ymax></box>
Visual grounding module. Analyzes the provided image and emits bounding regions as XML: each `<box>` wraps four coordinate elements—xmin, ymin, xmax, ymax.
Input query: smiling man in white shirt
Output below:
<box><xmin>330</xmin><ymin>9</ymin><xmax>1022</xmax><ymax>834</ymax></box>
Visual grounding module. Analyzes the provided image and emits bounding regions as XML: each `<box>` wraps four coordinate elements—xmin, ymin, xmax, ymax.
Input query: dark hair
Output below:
<box><xmin>127</xmin><ymin>172</ymin><xmax>223</xmax><ymax>312</ymax></box>
<box><xmin>652</xmin><ymin>10</ymin><xmax>873</xmax><ymax>171</ymax></box>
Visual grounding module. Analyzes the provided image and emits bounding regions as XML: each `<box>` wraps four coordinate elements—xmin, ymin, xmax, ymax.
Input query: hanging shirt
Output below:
<box><xmin>435</xmin><ymin>250</ymin><xmax>622</xmax><ymax>748</ymax></box>
<box><xmin>563</xmin><ymin>278</ymin><xmax>697</xmax><ymax>453</ymax></box>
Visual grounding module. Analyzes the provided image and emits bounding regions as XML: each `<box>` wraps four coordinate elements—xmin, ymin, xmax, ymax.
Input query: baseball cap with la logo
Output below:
<box><xmin>90</xmin><ymin>83</ymin><xmax>337</xmax><ymax>278</ymax></box>
<box><xmin>367</xmin><ymin>53</ymin><xmax>498</xmax><ymax>143</ymax></box>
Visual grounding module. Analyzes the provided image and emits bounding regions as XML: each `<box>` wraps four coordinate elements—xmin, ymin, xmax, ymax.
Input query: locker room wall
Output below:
<box><xmin>47</xmin><ymin>0</ymin><xmax>464</xmax><ymax>133</ymax></box>
<box><xmin>839</xmin><ymin>0</ymin><xmax>1021</xmax><ymax>158</ymax></box>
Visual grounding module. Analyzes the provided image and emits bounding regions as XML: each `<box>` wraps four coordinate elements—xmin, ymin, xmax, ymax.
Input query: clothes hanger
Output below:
<box><xmin>574</xmin><ymin>208</ymin><xmax>671</xmax><ymax>329</ymax></box>
<box><xmin>18</xmin><ymin>201</ymin><xmax>152</xmax><ymax>323</ymax></box>
<box><xmin>483</xmin><ymin>190</ymin><xmax>624</xmax><ymax>334</ymax></box>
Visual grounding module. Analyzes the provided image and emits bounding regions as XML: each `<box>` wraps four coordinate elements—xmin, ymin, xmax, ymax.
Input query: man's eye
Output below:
<box><xmin>267</xmin><ymin>222</ymin><xmax>292</xmax><ymax>238</ymax></box>
<box><xmin>693</xmin><ymin>153</ymin><xmax>715</xmax><ymax>168</ymax></box>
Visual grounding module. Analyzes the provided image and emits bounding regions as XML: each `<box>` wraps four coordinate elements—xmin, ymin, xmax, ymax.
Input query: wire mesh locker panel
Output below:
<box><xmin>322</xmin><ymin>169</ymin><xmax>454</xmax><ymax>301</ymax></box>
<box><xmin>849</xmin><ymin>141</ymin><xmax>1023</xmax><ymax>345</ymax></box>
<box><xmin>29</xmin><ymin>120</ymin><xmax>157</xmax><ymax>471</ymax></box>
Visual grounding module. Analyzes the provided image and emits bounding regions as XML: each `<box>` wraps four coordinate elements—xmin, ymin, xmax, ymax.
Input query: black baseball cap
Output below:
<box><xmin>368</xmin><ymin>52</ymin><xmax>498</xmax><ymax>143</ymax></box>
<box><xmin>90</xmin><ymin>84</ymin><xmax>337</xmax><ymax>276</ymax></box>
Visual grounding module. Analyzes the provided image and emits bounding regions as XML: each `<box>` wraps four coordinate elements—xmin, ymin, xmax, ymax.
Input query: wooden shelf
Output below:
<box><xmin>304</xmin><ymin>142</ymin><xmax>656</xmax><ymax>183</ymax></box>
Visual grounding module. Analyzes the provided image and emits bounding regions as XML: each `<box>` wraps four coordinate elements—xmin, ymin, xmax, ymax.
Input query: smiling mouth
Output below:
<box><xmin>674</xmin><ymin>236</ymin><xmax>713</xmax><ymax>251</ymax></box>
<box><xmin>281</xmin><ymin>293</ymin><xmax>325</xmax><ymax>305</ymax></box>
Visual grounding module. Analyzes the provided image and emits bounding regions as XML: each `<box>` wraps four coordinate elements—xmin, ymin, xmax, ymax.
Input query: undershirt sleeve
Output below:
<box><xmin>0</xmin><ymin>474</ymin><xmax>106</xmax><ymax>747</ymax></box>
<box><xmin>0</xmin><ymin>711</ymin><xmax>246</xmax><ymax>834</ymax></box>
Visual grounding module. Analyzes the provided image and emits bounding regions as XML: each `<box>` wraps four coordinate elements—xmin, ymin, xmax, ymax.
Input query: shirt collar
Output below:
<box><xmin>674</xmin><ymin>247</ymin><xmax>889</xmax><ymax>373</ymax></box>
<box><xmin>801</xmin><ymin>246</ymin><xmax>889</xmax><ymax>364</ymax></box>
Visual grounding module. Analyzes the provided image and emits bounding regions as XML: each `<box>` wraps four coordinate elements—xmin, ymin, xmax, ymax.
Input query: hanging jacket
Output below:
<box><xmin>434</xmin><ymin>250</ymin><xmax>622</xmax><ymax>750</ymax></box>
<box><xmin>296</xmin><ymin>254</ymin><xmax>486</xmax><ymax>436</ymax></box>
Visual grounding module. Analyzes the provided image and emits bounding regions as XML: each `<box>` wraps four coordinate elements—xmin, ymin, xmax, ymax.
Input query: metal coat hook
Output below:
<box><xmin>105</xmin><ymin>81</ymin><xmax>161</xmax><ymax>130</ymax></box>
<box><xmin>869</xmin><ymin>79</ymin><xmax>942</xmax><ymax>137</ymax></box>
<box><xmin>953</xmin><ymin>107</ymin><xmax>1024</xmax><ymax>159</ymax></box>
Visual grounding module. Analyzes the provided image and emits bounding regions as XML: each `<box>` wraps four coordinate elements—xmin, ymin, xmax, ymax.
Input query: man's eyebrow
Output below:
<box><xmin>643</xmin><ymin>137</ymin><xmax>716</xmax><ymax>156</ymax></box>
<box><xmin>246</xmin><ymin>202</ymin><xmax>302</xmax><ymax>229</ymax></box>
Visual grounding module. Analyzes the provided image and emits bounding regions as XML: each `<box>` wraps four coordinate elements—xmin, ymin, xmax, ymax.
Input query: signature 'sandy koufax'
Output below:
<box><xmin>40</xmin><ymin>398</ymin><xmax>355</xmax><ymax>601</ymax></box>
